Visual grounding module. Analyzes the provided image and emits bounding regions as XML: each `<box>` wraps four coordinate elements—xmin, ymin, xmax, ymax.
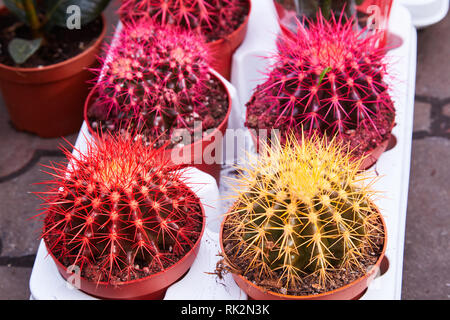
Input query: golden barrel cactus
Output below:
<box><xmin>222</xmin><ymin>134</ymin><xmax>385</xmax><ymax>294</ymax></box>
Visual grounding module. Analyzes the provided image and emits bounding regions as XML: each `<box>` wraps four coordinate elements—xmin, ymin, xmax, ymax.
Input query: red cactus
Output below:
<box><xmin>36</xmin><ymin>134</ymin><xmax>203</xmax><ymax>283</ymax></box>
<box><xmin>246</xmin><ymin>14</ymin><xmax>395</xmax><ymax>157</ymax></box>
<box><xmin>119</xmin><ymin>0</ymin><xmax>250</xmax><ymax>42</ymax></box>
<box><xmin>88</xmin><ymin>20</ymin><xmax>212</xmax><ymax>144</ymax></box>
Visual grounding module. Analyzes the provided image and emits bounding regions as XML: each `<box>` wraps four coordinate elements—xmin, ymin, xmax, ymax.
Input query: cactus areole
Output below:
<box><xmin>245</xmin><ymin>14</ymin><xmax>395</xmax><ymax>164</ymax></box>
<box><xmin>220</xmin><ymin>135</ymin><xmax>386</xmax><ymax>299</ymax></box>
<box><xmin>119</xmin><ymin>0</ymin><xmax>251</xmax><ymax>43</ymax></box>
<box><xmin>86</xmin><ymin>21</ymin><xmax>230</xmax><ymax>150</ymax></box>
<box><xmin>37</xmin><ymin>135</ymin><xmax>205</xmax><ymax>299</ymax></box>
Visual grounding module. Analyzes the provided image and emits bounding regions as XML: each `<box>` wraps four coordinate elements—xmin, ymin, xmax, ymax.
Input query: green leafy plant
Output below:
<box><xmin>4</xmin><ymin>0</ymin><xmax>110</xmax><ymax>64</ymax></box>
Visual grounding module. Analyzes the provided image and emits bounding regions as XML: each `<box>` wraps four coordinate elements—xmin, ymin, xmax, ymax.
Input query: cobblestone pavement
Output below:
<box><xmin>0</xmin><ymin>3</ymin><xmax>449</xmax><ymax>300</ymax></box>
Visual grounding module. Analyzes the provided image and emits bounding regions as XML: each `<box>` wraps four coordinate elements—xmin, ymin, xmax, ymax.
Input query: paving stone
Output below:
<box><xmin>402</xmin><ymin>137</ymin><xmax>450</xmax><ymax>300</ymax></box>
<box><xmin>413</xmin><ymin>100</ymin><xmax>432</xmax><ymax>132</ymax></box>
<box><xmin>0</xmin><ymin>156</ymin><xmax>67</xmax><ymax>257</ymax></box>
<box><xmin>0</xmin><ymin>88</ymin><xmax>77</xmax><ymax>179</ymax></box>
<box><xmin>0</xmin><ymin>266</ymin><xmax>31</xmax><ymax>300</ymax></box>
<box><xmin>415</xmin><ymin>13</ymin><xmax>450</xmax><ymax>99</ymax></box>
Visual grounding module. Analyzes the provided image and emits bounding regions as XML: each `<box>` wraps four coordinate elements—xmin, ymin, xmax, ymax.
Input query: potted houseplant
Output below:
<box><xmin>118</xmin><ymin>0</ymin><xmax>252</xmax><ymax>80</ymax></box>
<box><xmin>85</xmin><ymin>20</ymin><xmax>231</xmax><ymax>182</ymax></box>
<box><xmin>220</xmin><ymin>134</ymin><xmax>387</xmax><ymax>300</ymax></box>
<box><xmin>35</xmin><ymin>133</ymin><xmax>205</xmax><ymax>299</ymax></box>
<box><xmin>0</xmin><ymin>0</ymin><xmax>110</xmax><ymax>137</ymax></box>
<box><xmin>245</xmin><ymin>13</ymin><xmax>395</xmax><ymax>170</ymax></box>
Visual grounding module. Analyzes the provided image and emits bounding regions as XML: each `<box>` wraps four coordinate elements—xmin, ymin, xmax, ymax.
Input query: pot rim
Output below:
<box><xmin>0</xmin><ymin>7</ymin><xmax>107</xmax><ymax>73</ymax></box>
<box><xmin>84</xmin><ymin>70</ymin><xmax>232</xmax><ymax>164</ymax></box>
<box><xmin>45</xmin><ymin>181</ymin><xmax>206</xmax><ymax>288</ymax></box>
<box><xmin>219</xmin><ymin>200</ymin><xmax>388</xmax><ymax>300</ymax></box>
<box><xmin>245</xmin><ymin>105</ymin><xmax>396</xmax><ymax>169</ymax></box>
<box><xmin>207</xmin><ymin>0</ymin><xmax>252</xmax><ymax>46</ymax></box>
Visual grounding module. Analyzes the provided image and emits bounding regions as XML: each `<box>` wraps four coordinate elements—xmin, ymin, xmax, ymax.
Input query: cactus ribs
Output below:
<box><xmin>36</xmin><ymin>134</ymin><xmax>204</xmax><ymax>284</ymax></box>
<box><xmin>86</xmin><ymin>21</ymin><xmax>229</xmax><ymax>149</ymax></box>
<box><xmin>245</xmin><ymin>13</ymin><xmax>395</xmax><ymax>158</ymax></box>
<box><xmin>221</xmin><ymin>135</ymin><xmax>385</xmax><ymax>296</ymax></box>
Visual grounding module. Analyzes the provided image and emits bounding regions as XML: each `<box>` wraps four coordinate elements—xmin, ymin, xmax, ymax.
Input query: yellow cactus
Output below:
<box><xmin>222</xmin><ymin>133</ymin><xmax>385</xmax><ymax>290</ymax></box>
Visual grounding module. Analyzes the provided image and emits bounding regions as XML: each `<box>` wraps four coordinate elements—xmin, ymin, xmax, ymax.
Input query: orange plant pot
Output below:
<box><xmin>207</xmin><ymin>0</ymin><xmax>252</xmax><ymax>80</ymax></box>
<box><xmin>47</xmin><ymin>199</ymin><xmax>206</xmax><ymax>300</ymax></box>
<box><xmin>220</xmin><ymin>204</ymin><xmax>387</xmax><ymax>300</ymax></box>
<box><xmin>0</xmin><ymin>7</ymin><xmax>106</xmax><ymax>138</ymax></box>
<box><xmin>84</xmin><ymin>72</ymin><xmax>231</xmax><ymax>184</ymax></box>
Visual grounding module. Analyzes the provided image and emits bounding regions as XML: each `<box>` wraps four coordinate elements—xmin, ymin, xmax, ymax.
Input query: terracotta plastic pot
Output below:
<box><xmin>0</xmin><ymin>7</ymin><xmax>106</xmax><ymax>138</ymax></box>
<box><xmin>359</xmin><ymin>135</ymin><xmax>390</xmax><ymax>170</ymax></box>
<box><xmin>207</xmin><ymin>0</ymin><xmax>252</xmax><ymax>80</ymax></box>
<box><xmin>46</xmin><ymin>198</ymin><xmax>206</xmax><ymax>300</ymax></box>
<box><xmin>220</xmin><ymin>203</ymin><xmax>387</xmax><ymax>300</ymax></box>
<box><xmin>84</xmin><ymin>72</ymin><xmax>231</xmax><ymax>184</ymax></box>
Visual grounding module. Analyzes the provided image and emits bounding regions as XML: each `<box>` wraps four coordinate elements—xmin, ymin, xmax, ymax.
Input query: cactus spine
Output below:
<box><xmin>222</xmin><ymin>134</ymin><xmax>384</xmax><ymax>291</ymax></box>
<box><xmin>37</xmin><ymin>134</ymin><xmax>203</xmax><ymax>283</ymax></box>
<box><xmin>119</xmin><ymin>0</ymin><xmax>250</xmax><ymax>42</ymax></box>
<box><xmin>88</xmin><ymin>20</ymin><xmax>212</xmax><ymax>145</ymax></box>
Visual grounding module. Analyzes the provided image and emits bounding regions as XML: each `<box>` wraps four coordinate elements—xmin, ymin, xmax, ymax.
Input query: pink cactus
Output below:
<box><xmin>36</xmin><ymin>134</ymin><xmax>203</xmax><ymax>283</ymax></box>
<box><xmin>89</xmin><ymin>20</ymin><xmax>211</xmax><ymax>141</ymax></box>
<box><xmin>246</xmin><ymin>14</ymin><xmax>395</xmax><ymax>156</ymax></box>
<box><xmin>119</xmin><ymin>0</ymin><xmax>250</xmax><ymax>41</ymax></box>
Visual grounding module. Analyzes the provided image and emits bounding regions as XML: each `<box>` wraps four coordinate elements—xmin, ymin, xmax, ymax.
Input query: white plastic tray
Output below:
<box><xmin>398</xmin><ymin>0</ymin><xmax>448</xmax><ymax>29</ymax></box>
<box><xmin>231</xmin><ymin>0</ymin><xmax>417</xmax><ymax>300</ymax></box>
<box><xmin>29</xmin><ymin>0</ymin><xmax>417</xmax><ymax>300</ymax></box>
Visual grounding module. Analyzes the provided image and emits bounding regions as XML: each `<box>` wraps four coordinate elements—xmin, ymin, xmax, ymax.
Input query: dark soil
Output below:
<box><xmin>87</xmin><ymin>75</ymin><xmax>229</xmax><ymax>150</ymax></box>
<box><xmin>221</xmin><ymin>212</ymin><xmax>385</xmax><ymax>297</ymax></box>
<box><xmin>0</xmin><ymin>11</ymin><xmax>103</xmax><ymax>68</ymax></box>
<box><xmin>246</xmin><ymin>86</ymin><xmax>396</xmax><ymax>158</ymax></box>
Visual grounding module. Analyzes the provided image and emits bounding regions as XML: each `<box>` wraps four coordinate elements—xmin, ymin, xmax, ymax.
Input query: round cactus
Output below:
<box><xmin>222</xmin><ymin>134</ymin><xmax>384</xmax><ymax>293</ymax></box>
<box><xmin>119</xmin><ymin>0</ymin><xmax>250</xmax><ymax>42</ymax></box>
<box><xmin>37</xmin><ymin>134</ymin><xmax>203</xmax><ymax>283</ymax></box>
<box><xmin>88</xmin><ymin>20</ymin><xmax>214</xmax><ymax>145</ymax></box>
<box><xmin>246</xmin><ymin>14</ymin><xmax>395</xmax><ymax>158</ymax></box>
